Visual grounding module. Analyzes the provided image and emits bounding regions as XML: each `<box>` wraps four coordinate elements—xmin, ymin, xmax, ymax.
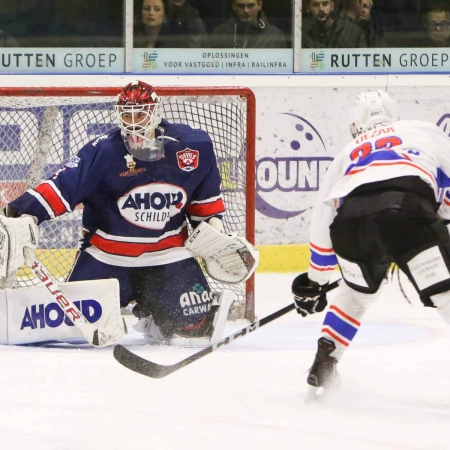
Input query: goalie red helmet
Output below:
<box><xmin>349</xmin><ymin>90</ymin><xmax>399</xmax><ymax>138</ymax></box>
<box><xmin>117</xmin><ymin>80</ymin><xmax>157</xmax><ymax>106</ymax></box>
<box><xmin>115</xmin><ymin>80</ymin><xmax>164</xmax><ymax>161</ymax></box>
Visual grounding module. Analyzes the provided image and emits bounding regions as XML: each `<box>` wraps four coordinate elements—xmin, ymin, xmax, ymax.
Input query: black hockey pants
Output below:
<box><xmin>330</xmin><ymin>177</ymin><xmax>450</xmax><ymax>304</ymax></box>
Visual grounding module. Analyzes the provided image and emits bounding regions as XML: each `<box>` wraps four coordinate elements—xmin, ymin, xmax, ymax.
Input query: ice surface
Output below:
<box><xmin>1</xmin><ymin>273</ymin><xmax>450</xmax><ymax>450</ymax></box>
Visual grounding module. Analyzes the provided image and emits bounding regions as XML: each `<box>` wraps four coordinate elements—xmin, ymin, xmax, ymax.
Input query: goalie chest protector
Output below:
<box><xmin>9</xmin><ymin>120</ymin><xmax>225</xmax><ymax>264</ymax></box>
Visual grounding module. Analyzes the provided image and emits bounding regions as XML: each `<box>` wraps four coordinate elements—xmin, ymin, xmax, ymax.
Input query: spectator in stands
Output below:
<box><xmin>337</xmin><ymin>0</ymin><xmax>385</xmax><ymax>47</ymax></box>
<box><xmin>167</xmin><ymin>0</ymin><xmax>208</xmax><ymax>47</ymax></box>
<box><xmin>258</xmin><ymin>0</ymin><xmax>293</xmax><ymax>46</ymax></box>
<box><xmin>0</xmin><ymin>28</ymin><xmax>18</xmax><ymax>47</ymax></box>
<box><xmin>421</xmin><ymin>0</ymin><xmax>450</xmax><ymax>47</ymax></box>
<box><xmin>210</xmin><ymin>0</ymin><xmax>286</xmax><ymax>48</ymax></box>
<box><xmin>302</xmin><ymin>0</ymin><xmax>368</xmax><ymax>48</ymax></box>
<box><xmin>134</xmin><ymin>0</ymin><xmax>172</xmax><ymax>47</ymax></box>
<box><xmin>188</xmin><ymin>0</ymin><xmax>231</xmax><ymax>33</ymax></box>
<box><xmin>355</xmin><ymin>0</ymin><xmax>386</xmax><ymax>48</ymax></box>
<box><xmin>339</xmin><ymin>0</ymin><xmax>363</xmax><ymax>20</ymax></box>
<box><xmin>359</xmin><ymin>0</ymin><xmax>372</xmax><ymax>20</ymax></box>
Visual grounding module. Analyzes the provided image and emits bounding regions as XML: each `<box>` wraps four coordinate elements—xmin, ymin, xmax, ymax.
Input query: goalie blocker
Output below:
<box><xmin>185</xmin><ymin>221</ymin><xmax>259</xmax><ymax>284</ymax></box>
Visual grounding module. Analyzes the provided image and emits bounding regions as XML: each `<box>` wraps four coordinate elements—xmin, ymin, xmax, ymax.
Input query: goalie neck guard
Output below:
<box><xmin>349</xmin><ymin>90</ymin><xmax>399</xmax><ymax>139</ymax></box>
<box><xmin>115</xmin><ymin>80</ymin><xmax>165</xmax><ymax>162</ymax></box>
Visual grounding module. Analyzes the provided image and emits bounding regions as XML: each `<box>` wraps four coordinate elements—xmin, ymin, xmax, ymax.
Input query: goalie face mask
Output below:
<box><xmin>115</xmin><ymin>80</ymin><xmax>165</xmax><ymax>162</ymax></box>
<box><xmin>120</xmin><ymin>115</ymin><xmax>165</xmax><ymax>162</ymax></box>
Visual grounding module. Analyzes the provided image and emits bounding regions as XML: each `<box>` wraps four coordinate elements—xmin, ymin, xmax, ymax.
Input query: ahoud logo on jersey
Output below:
<box><xmin>118</xmin><ymin>183</ymin><xmax>187</xmax><ymax>229</ymax></box>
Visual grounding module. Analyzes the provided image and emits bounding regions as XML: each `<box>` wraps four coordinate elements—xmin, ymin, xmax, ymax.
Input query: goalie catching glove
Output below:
<box><xmin>0</xmin><ymin>215</ymin><xmax>39</xmax><ymax>278</ymax></box>
<box><xmin>292</xmin><ymin>272</ymin><xmax>329</xmax><ymax>317</ymax></box>
<box><xmin>185</xmin><ymin>220</ymin><xmax>259</xmax><ymax>284</ymax></box>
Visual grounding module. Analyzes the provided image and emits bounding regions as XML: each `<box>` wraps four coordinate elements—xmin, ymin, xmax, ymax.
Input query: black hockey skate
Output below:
<box><xmin>306</xmin><ymin>337</ymin><xmax>340</xmax><ymax>400</ymax></box>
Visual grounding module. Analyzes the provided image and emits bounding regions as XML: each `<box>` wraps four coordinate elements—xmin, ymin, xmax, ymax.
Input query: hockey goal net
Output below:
<box><xmin>0</xmin><ymin>86</ymin><xmax>256</xmax><ymax>321</ymax></box>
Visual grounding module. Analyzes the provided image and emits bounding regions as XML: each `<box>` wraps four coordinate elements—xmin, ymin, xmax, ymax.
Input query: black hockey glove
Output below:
<box><xmin>291</xmin><ymin>272</ymin><xmax>328</xmax><ymax>317</ymax></box>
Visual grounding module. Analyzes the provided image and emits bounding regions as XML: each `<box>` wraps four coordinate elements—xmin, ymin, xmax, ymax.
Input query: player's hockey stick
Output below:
<box><xmin>113</xmin><ymin>278</ymin><xmax>341</xmax><ymax>378</ymax></box>
<box><xmin>24</xmin><ymin>247</ymin><xmax>124</xmax><ymax>347</ymax></box>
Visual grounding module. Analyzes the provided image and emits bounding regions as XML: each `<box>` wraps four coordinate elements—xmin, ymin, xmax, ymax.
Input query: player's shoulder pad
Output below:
<box><xmin>162</xmin><ymin>120</ymin><xmax>212</xmax><ymax>145</ymax></box>
<box><xmin>78</xmin><ymin>128</ymin><xmax>123</xmax><ymax>156</ymax></box>
<box><xmin>160</xmin><ymin>119</ymin><xmax>193</xmax><ymax>138</ymax></box>
<box><xmin>93</xmin><ymin>127</ymin><xmax>122</xmax><ymax>147</ymax></box>
<box><xmin>179</xmin><ymin>129</ymin><xmax>212</xmax><ymax>147</ymax></box>
<box><xmin>398</xmin><ymin>119</ymin><xmax>450</xmax><ymax>140</ymax></box>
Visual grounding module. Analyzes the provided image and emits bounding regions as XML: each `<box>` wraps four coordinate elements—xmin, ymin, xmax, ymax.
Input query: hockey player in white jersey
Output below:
<box><xmin>292</xmin><ymin>90</ymin><xmax>450</xmax><ymax>395</ymax></box>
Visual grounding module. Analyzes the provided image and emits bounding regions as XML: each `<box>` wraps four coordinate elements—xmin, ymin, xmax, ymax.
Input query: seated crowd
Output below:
<box><xmin>302</xmin><ymin>0</ymin><xmax>450</xmax><ymax>48</ymax></box>
<box><xmin>1</xmin><ymin>0</ymin><xmax>449</xmax><ymax>50</ymax></box>
<box><xmin>0</xmin><ymin>0</ymin><xmax>290</xmax><ymax>49</ymax></box>
<box><xmin>134</xmin><ymin>0</ymin><xmax>287</xmax><ymax>49</ymax></box>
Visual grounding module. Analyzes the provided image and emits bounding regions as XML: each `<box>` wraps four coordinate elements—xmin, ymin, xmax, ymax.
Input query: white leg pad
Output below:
<box><xmin>430</xmin><ymin>292</ymin><xmax>450</xmax><ymax>325</ymax></box>
<box><xmin>169</xmin><ymin>335</ymin><xmax>211</xmax><ymax>347</ymax></box>
<box><xmin>0</xmin><ymin>278</ymin><xmax>123</xmax><ymax>345</ymax></box>
<box><xmin>210</xmin><ymin>290</ymin><xmax>236</xmax><ymax>343</ymax></box>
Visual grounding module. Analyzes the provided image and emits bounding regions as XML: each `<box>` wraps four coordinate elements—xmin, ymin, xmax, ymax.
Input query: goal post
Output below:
<box><xmin>0</xmin><ymin>86</ymin><xmax>256</xmax><ymax>321</ymax></box>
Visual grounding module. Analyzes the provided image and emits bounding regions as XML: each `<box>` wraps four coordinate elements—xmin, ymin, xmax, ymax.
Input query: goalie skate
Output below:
<box><xmin>133</xmin><ymin>317</ymin><xmax>170</xmax><ymax>345</ymax></box>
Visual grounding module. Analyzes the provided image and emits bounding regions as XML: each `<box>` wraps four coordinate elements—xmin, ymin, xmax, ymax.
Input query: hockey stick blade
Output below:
<box><xmin>114</xmin><ymin>278</ymin><xmax>341</xmax><ymax>378</ymax></box>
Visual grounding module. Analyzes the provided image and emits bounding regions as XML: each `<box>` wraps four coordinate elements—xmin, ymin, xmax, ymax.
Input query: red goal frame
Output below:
<box><xmin>0</xmin><ymin>86</ymin><xmax>257</xmax><ymax>321</ymax></box>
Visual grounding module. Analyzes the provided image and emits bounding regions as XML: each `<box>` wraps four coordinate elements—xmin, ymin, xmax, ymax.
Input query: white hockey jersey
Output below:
<box><xmin>308</xmin><ymin>120</ymin><xmax>450</xmax><ymax>285</ymax></box>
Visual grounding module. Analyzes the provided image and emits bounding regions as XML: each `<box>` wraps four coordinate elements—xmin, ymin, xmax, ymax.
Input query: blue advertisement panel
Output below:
<box><xmin>301</xmin><ymin>48</ymin><xmax>450</xmax><ymax>73</ymax></box>
<box><xmin>0</xmin><ymin>49</ymin><xmax>124</xmax><ymax>73</ymax></box>
<box><xmin>132</xmin><ymin>48</ymin><xmax>293</xmax><ymax>73</ymax></box>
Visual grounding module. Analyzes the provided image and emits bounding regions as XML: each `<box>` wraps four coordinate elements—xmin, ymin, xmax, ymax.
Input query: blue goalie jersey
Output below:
<box><xmin>9</xmin><ymin>119</ymin><xmax>225</xmax><ymax>267</ymax></box>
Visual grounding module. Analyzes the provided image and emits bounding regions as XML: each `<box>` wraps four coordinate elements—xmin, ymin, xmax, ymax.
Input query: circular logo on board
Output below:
<box><xmin>256</xmin><ymin>113</ymin><xmax>332</xmax><ymax>219</ymax></box>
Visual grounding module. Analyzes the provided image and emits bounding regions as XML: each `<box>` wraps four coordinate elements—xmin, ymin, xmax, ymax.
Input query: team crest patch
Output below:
<box><xmin>177</xmin><ymin>149</ymin><xmax>199</xmax><ymax>172</ymax></box>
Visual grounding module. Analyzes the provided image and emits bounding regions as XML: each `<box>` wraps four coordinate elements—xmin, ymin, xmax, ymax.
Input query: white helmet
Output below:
<box><xmin>114</xmin><ymin>80</ymin><xmax>164</xmax><ymax>161</ymax></box>
<box><xmin>350</xmin><ymin>90</ymin><xmax>399</xmax><ymax>138</ymax></box>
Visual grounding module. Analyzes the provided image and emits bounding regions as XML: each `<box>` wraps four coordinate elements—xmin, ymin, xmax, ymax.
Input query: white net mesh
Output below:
<box><xmin>0</xmin><ymin>89</ymin><xmax>254</xmax><ymax>320</ymax></box>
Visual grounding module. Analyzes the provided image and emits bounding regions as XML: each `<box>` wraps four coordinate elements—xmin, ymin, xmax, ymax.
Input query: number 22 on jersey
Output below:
<box><xmin>350</xmin><ymin>136</ymin><xmax>403</xmax><ymax>161</ymax></box>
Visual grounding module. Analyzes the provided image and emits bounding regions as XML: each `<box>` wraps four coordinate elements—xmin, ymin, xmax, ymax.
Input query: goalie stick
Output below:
<box><xmin>113</xmin><ymin>278</ymin><xmax>341</xmax><ymax>378</ymax></box>
<box><xmin>24</xmin><ymin>247</ymin><xmax>126</xmax><ymax>347</ymax></box>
